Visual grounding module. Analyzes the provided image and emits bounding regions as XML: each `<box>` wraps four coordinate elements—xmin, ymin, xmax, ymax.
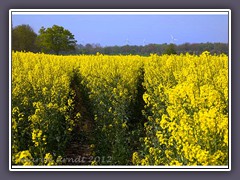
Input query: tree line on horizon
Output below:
<box><xmin>12</xmin><ymin>24</ymin><xmax>229</xmax><ymax>56</ymax></box>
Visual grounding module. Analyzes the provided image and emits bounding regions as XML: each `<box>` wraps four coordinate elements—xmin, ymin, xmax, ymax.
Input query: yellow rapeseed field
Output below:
<box><xmin>11</xmin><ymin>51</ymin><xmax>229</xmax><ymax>166</ymax></box>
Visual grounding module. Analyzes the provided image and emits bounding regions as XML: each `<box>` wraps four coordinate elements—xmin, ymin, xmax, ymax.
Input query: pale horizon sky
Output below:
<box><xmin>12</xmin><ymin>13</ymin><xmax>229</xmax><ymax>47</ymax></box>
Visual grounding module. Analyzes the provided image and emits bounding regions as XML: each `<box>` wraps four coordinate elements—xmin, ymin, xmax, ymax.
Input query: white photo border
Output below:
<box><xmin>9</xmin><ymin>9</ymin><xmax>231</xmax><ymax>171</ymax></box>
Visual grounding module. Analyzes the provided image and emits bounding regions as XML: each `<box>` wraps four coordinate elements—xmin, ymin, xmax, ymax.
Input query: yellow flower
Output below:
<box><xmin>122</xmin><ymin>122</ymin><xmax>127</xmax><ymax>128</ymax></box>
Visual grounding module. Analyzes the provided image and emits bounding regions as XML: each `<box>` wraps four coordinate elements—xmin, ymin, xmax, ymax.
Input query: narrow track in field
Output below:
<box><xmin>64</xmin><ymin>76</ymin><xmax>95</xmax><ymax>165</ymax></box>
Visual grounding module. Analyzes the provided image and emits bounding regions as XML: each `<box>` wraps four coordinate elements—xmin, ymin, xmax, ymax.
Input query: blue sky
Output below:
<box><xmin>12</xmin><ymin>14</ymin><xmax>229</xmax><ymax>46</ymax></box>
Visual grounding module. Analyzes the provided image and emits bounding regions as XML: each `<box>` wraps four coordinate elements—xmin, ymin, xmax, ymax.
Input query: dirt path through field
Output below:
<box><xmin>64</xmin><ymin>74</ymin><xmax>94</xmax><ymax>165</ymax></box>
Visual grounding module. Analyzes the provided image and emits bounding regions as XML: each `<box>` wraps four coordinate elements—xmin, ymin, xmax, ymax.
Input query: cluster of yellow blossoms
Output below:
<box><xmin>133</xmin><ymin>52</ymin><xmax>228</xmax><ymax>166</ymax></box>
<box><xmin>12</xmin><ymin>52</ymin><xmax>77</xmax><ymax>165</ymax></box>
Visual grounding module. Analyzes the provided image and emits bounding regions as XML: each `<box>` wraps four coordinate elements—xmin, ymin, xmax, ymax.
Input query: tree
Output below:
<box><xmin>12</xmin><ymin>24</ymin><xmax>38</xmax><ymax>52</ymax></box>
<box><xmin>164</xmin><ymin>43</ymin><xmax>177</xmax><ymax>55</ymax></box>
<box><xmin>36</xmin><ymin>25</ymin><xmax>77</xmax><ymax>55</ymax></box>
